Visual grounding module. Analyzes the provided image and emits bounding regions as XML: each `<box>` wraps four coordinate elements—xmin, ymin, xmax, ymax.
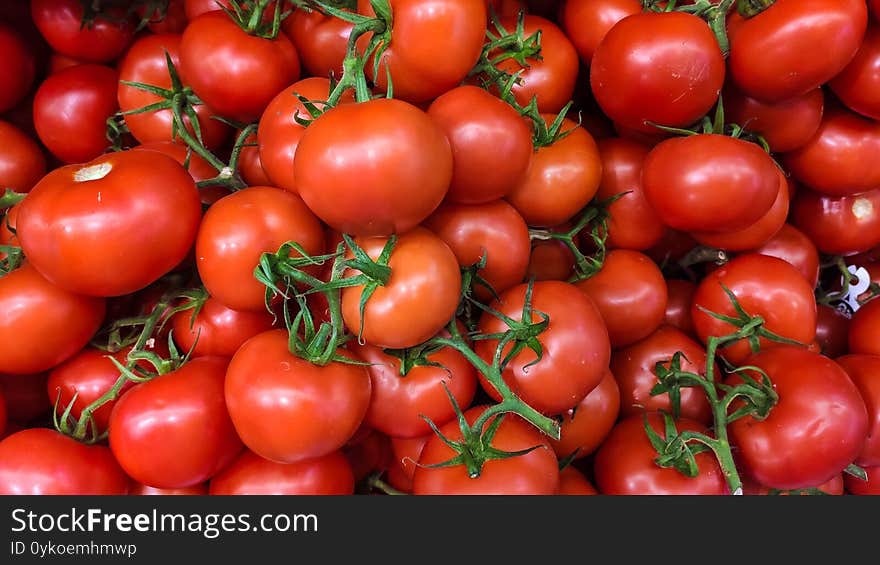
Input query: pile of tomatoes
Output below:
<box><xmin>1</xmin><ymin>0</ymin><xmax>880</xmax><ymax>496</ymax></box>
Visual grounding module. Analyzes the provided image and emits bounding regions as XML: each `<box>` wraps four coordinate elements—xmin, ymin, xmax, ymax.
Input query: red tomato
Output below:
<box><xmin>590</xmin><ymin>12</ymin><xmax>724</xmax><ymax>132</ymax></box>
<box><xmin>837</xmin><ymin>355</ymin><xmax>880</xmax><ymax>466</ymax></box>
<box><xmin>791</xmin><ymin>187</ymin><xmax>880</xmax><ymax>256</ymax></box>
<box><xmin>225</xmin><ymin>330</ymin><xmax>372</xmax><ymax>464</ymax></box>
<box><xmin>815</xmin><ymin>304</ymin><xmax>851</xmax><ymax>359</ymax></box>
<box><xmin>46</xmin><ymin>52</ymin><xmax>84</xmax><ymax>74</ymax></box>
<box><xmin>557</xmin><ymin>466</ymin><xmax>599</xmax><ymax>495</ymax></box>
<box><xmin>830</xmin><ymin>24</ymin><xmax>880</xmax><ymax>119</ymax></box>
<box><xmin>594</xmin><ymin>414</ymin><xmax>727</xmax><ymax>495</ymax></box>
<box><xmin>17</xmin><ymin>150</ymin><xmax>202</xmax><ymax>297</ymax></box>
<box><xmin>560</xmin><ymin>0</ymin><xmax>641</xmax><ymax>66</ymax></box>
<box><xmin>724</xmin><ymin>85</ymin><xmax>824</xmax><ymax>154</ymax></box>
<box><xmin>664</xmin><ymin>279</ymin><xmax>696</xmax><ymax>336</ymax></box>
<box><xmin>412</xmin><ymin>406</ymin><xmax>560</xmax><ymax>495</ymax></box>
<box><xmin>180</xmin><ymin>11</ymin><xmax>300</xmax><ymax>122</ymax></box>
<box><xmin>526</xmin><ymin>232</ymin><xmax>576</xmax><ymax>282</ymax></box>
<box><xmin>341</xmin><ymin>227</ymin><xmax>461</xmax><ymax>349</ymax></box>
<box><xmin>209</xmin><ymin>449</ymin><xmax>354</xmax><ymax>495</ymax></box>
<box><xmin>171</xmin><ymin>296</ymin><xmax>276</xmax><ymax>358</ymax></box>
<box><xmin>284</xmin><ymin>7</ymin><xmax>353</xmax><ymax>78</ymax></box>
<box><xmin>427</xmin><ymin>86</ymin><xmax>533</xmax><ymax>204</ymax></box>
<box><xmin>31</xmin><ymin>0</ymin><xmax>135</xmax><ymax>63</ymax></box>
<box><xmin>0</xmin><ymin>373</ymin><xmax>50</xmax><ymax>424</ymax></box>
<box><xmin>642</xmin><ymin>134</ymin><xmax>780</xmax><ymax>233</ymax></box>
<box><xmin>743</xmin><ymin>474</ymin><xmax>844</xmax><ymax>495</ymax></box>
<box><xmin>0</xmin><ymin>120</ymin><xmax>46</xmax><ymax>193</ymax></box>
<box><xmin>753</xmin><ymin>223</ymin><xmax>820</xmax><ymax>289</ymax></box>
<box><xmin>850</xmin><ymin>298</ymin><xmax>880</xmax><ymax>355</ymax></box>
<box><xmin>236</xmin><ymin>130</ymin><xmax>271</xmax><ymax>187</ymax></box>
<box><xmin>109</xmin><ymin>356</ymin><xmax>243</xmax><ymax>488</ymax></box>
<box><xmin>32</xmin><ymin>63</ymin><xmax>118</xmax><ymax>163</ymax></box>
<box><xmin>137</xmin><ymin>0</ymin><xmax>188</xmax><ymax>34</ymax></box>
<box><xmin>845</xmin><ymin>465</ymin><xmax>880</xmax><ymax>494</ymax></box>
<box><xmin>386</xmin><ymin>434</ymin><xmax>429</xmax><ymax>493</ymax></box>
<box><xmin>0</xmin><ymin>428</ymin><xmax>128</xmax><ymax>494</ymax></box>
<box><xmin>131</xmin><ymin>483</ymin><xmax>208</xmax><ymax>495</ymax></box>
<box><xmin>728</xmin><ymin>0</ymin><xmax>867</xmax><ymax>103</ymax></box>
<box><xmin>342</xmin><ymin>427</ymin><xmax>392</xmax><ymax>482</ymax></box>
<box><xmin>729</xmin><ymin>347</ymin><xmax>868</xmax><ymax>490</ymax></box>
<box><xmin>576</xmin><ymin>249</ymin><xmax>668</xmax><ymax>348</ymax></box>
<box><xmin>0</xmin><ymin>22</ymin><xmax>36</xmax><ymax>113</ymax></box>
<box><xmin>507</xmin><ymin>116</ymin><xmax>602</xmax><ymax>227</ymax></box>
<box><xmin>691</xmin><ymin>254</ymin><xmax>817</xmax><ymax>365</ymax></box>
<box><xmin>131</xmin><ymin>141</ymin><xmax>226</xmax><ymax>205</ymax></box>
<box><xmin>185</xmin><ymin>0</ymin><xmax>231</xmax><ymax>19</ymax></box>
<box><xmin>475</xmin><ymin>280</ymin><xmax>611</xmax><ymax>415</ymax></box>
<box><xmin>550</xmin><ymin>368</ymin><xmax>620</xmax><ymax>459</ymax></box>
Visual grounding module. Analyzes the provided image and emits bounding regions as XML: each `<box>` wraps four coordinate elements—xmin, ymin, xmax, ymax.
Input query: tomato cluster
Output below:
<box><xmin>0</xmin><ymin>0</ymin><xmax>879</xmax><ymax>496</ymax></box>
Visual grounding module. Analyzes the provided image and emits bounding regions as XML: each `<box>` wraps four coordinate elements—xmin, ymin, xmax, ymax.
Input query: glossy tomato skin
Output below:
<box><xmin>594</xmin><ymin>414</ymin><xmax>727</xmax><ymax>495</ymax></box>
<box><xmin>0</xmin><ymin>121</ymin><xmax>46</xmax><ymax>193</ymax></box>
<box><xmin>550</xmin><ymin>368</ymin><xmax>620</xmax><ymax>459</ymax></box>
<box><xmin>0</xmin><ymin>428</ymin><xmax>128</xmax><ymax>494</ymax></box>
<box><xmin>791</xmin><ymin>187</ymin><xmax>880</xmax><ymax>256</ymax></box>
<box><xmin>209</xmin><ymin>449</ymin><xmax>354</xmax><ymax>495</ymax></box>
<box><xmin>341</xmin><ymin>228</ymin><xmax>461</xmax><ymax>349</ymax></box>
<box><xmin>295</xmin><ymin>98</ymin><xmax>452</xmax><ymax>237</ymax></box>
<box><xmin>664</xmin><ymin>279</ymin><xmax>696</xmax><ymax>335</ymax></box>
<box><xmin>728</xmin><ymin>347</ymin><xmax>868</xmax><ymax>490</ymax></box>
<box><xmin>642</xmin><ymin>134</ymin><xmax>779</xmax><ymax>233</ymax></box>
<box><xmin>412</xmin><ymin>407</ymin><xmax>560</xmax><ymax>495</ymax></box>
<box><xmin>475</xmin><ymin>281</ymin><xmax>611</xmax><ymax>415</ymax></box>
<box><xmin>185</xmin><ymin>0</ymin><xmax>231</xmax><ymax>18</ymax></box>
<box><xmin>180</xmin><ymin>11</ymin><xmax>300</xmax><ymax>122</ymax></box>
<box><xmin>131</xmin><ymin>483</ymin><xmax>208</xmax><ymax>495</ymax></box>
<box><xmin>692</xmin><ymin>254</ymin><xmax>817</xmax><ymax>365</ymax></box>
<box><xmin>283</xmin><ymin>7</ymin><xmax>352</xmax><ymax>78</ymax></box>
<box><xmin>724</xmin><ymin>85</ymin><xmax>824</xmax><ymax>153</ymax></box>
<box><xmin>31</xmin><ymin>0</ymin><xmax>135</xmax><ymax>63</ymax></box>
<box><xmin>171</xmin><ymin>296</ymin><xmax>276</xmax><ymax>358</ymax></box>
<box><xmin>850</xmin><ymin>298</ymin><xmax>880</xmax><ymax>355</ymax></box>
<box><xmin>743</xmin><ymin>473</ymin><xmax>844</xmax><ymax>495</ymax></box>
<box><xmin>427</xmin><ymin>86</ymin><xmax>533</xmax><ymax>204</ymax></box>
<box><xmin>590</xmin><ymin>12</ymin><xmax>724</xmax><ymax>131</ymax></box>
<box><xmin>557</xmin><ymin>466</ymin><xmax>599</xmax><ymax>495</ymax></box>
<box><xmin>507</xmin><ymin>116</ymin><xmax>602</xmax><ymax>227</ymax></box>
<box><xmin>32</xmin><ymin>63</ymin><xmax>118</xmax><ymax>164</ymax></box>
<box><xmin>830</xmin><ymin>25</ymin><xmax>880</xmax><ymax>120</ymax></box>
<box><xmin>836</xmin><ymin>355</ymin><xmax>880</xmax><ymax>466</ymax></box>
<box><xmin>526</xmin><ymin>232</ymin><xmax>576</xmax><ymax>282</ymax></box>
<box><xmin>0</xmin><ymin>23</ymin><xmax>36</xmax><ymax>114</ymax></box>
<box><xmin>728</xmin><ymin>0</ymin><xmax>867</xmax><ymax>103</ymax></box>
<box><xmin>753</xmin><ymin>223</ymin><xmax>820</xmax><ymax>289</ymax></box>
<box><xmin>560</xmin><ymin>0</ymin><xmax>641</xmax><ymax>66</ymax></box>
<box><xmin>131</xmin><ymin>141</ymin><xmax>222</xmax><ymax>203</ymax></box>
<box><xmin>109</xmin><ymin>356</ymin><xmax>243</xmax><ymax>488</ymax></box>
<box><xmin>611</xmin><ymin>325</ymin><xmax>714</xmax><ymax>424</ymax></box>
<box><xmin>0</xmin><ymin>264</ymin><xmax>105</xmax><ymax>375</ymax></box>
<box><xmin>386</xmin><ymin>434</ymin><xmax>429</xmax><ymax>493</ymax></box>
<box><xmin>815</xmin><ymin>304</ymin><xmax>851</xmax><ymax>358</ymax></box>
<box><xmin>845</xmin><ymin>465</ymin><xmax>880</xmax><ymax>494</ymax></box>
<box><xmin>17</xmin><ymin>150</ymin><xmax>202</xmax><ymax>297</ymax></box>
<box><xmin>225</xmin><ymin>330</ymin><xmax>372</xmax><ymax>464</ymax></box>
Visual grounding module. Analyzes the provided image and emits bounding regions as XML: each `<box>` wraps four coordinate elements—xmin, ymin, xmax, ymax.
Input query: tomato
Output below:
<box><xmin>791</xmin><ymin>187</ymin><xmax>880</xmax><ymax>256</ymax></box>
<box><xmin>557</xmin><ymin>466</ymin><xmax>599</xmax><ymax>495</ymax></box>
<box><xmin>784</xmin><ymin>105</ymin><xmax>880</xmax><ymax>197</ymax></box>
<box><xmin>814</xmin><ymin>304</ymin><xmax>851</xmax><ymax>359</ymax></box>
<box><xmin>724</xmin><ymin>85</ymin><xmax>824</xmax><ymax>153</ymax></box>
<box><xmin>0</xmin><ymin>120</ymin><xmax>46</xmax><ymax>193</ymax></box>
<box><xmin>386</xmin><ymin>434</ymin><xmax>429</xmax><ymax>493</ymax></box>
<box><xmin>225</xmin><ymin>330</ymin><xmax>372</xmax><ymax>463</ymax></box>
<box><xmin>185</xmin><ymin>0</ymin><xmax>231</xmax><ymax>19</ymax></box>
<box><xmin>729</xmin><ymin>347</ymin><xmax>868</xmax><ymax>490</ymax></box>
<box><xmin>343</xmin><ymin>427</ymin><xmax>392</xmax><ymax>482</ymax></box>
<box><xmin>341</xmin><ymin>227</ymin><xmax>461</xmax><ymax>349</ymax></box>
<box><xmin>845</xmin><ymin>465</ymin><xmax>880</xmax><ymax>494</ymax></box>
<box><xmin>0</xmin><ymin>373</ymin><xmax>50</xmax><ymax>424</ymax></box>
<box><xmin>32</xmin><ymin>63</ymin><xmax>118</xmax><ymax>164</ymax></box>
<box><xmin>412</xmin><ymin>406</ymin><xmax>560</xmax><ymax>495</ymax></box>
<box><xmin>284</xmin><ymin>7</ymin><xmax>353</xmax><ymax>79</ymax></box>
<box><xmin>109</xmin><ymin>356</ymin><xmax>243</xmax><ymax>488</ymax></box>
<box><xmin>0</xmin><ymin>22</ymin><xmax>36</xmax><ymax>114</ymax></box>
<box><xmin>727</xmin><ymin>0</ymin><xmax>867</xmax><ymax>103</ymax></box>
<box><xmin>17</xmin><ymin>150</ymin><xmax>202</xmax><ymax>297</ymax></box>
<box><xmin>590</xmin><ymin>12</ymin><xmax>724</xmax><ymax>132</ymax></box>
<box><xmin>350</xmin><ymin>340</ymin><xmax>477</xmax><ymax>438</ymax></box>
<box><xmin>836</xmin><ymin>355</ymin><xmax>880</xmax><ymax>467</ymax></box>
<box><xmin>424</xmin><ymin>200</ymin><xmax>530</xmax><ymax>301</ymax></box>
<box><xmin>576</xmin><ymin>249</ymin><xmax>667</xmax><ymax>348</ymax></box>
<box><xmin>358</xmin><ymin>0</ymin><xmax>486</xmax><ymax>105</ymax></box>
<box><xmin>664</xmin><ymin>279</ymin><xmax>696</xmax><ymax>336</ymax></box>
<box><xmin>692</xmin><ymin>254</ymin><xmax>817</xmax><ymax>365</ymax></box>
<box><xmin>137</xmin><ymin>0</ymin><xmax>188</xmax><ymax>34</ymax></box>
<box><xmin>642</xmin><ymin>134</ymin><xmax>779</xmax><ymax>233</ymax></box>
<box><xmin>427</xmin><ymin>86</ymin><xmax>533</xmax><ymax>204</ymax></box>
<box><xmin>131</xmin><ymin>141</ymin><xmax>225</xmax><ymax>204</ymax></box>
<box><xmin>594</xmin><ymin>414</ymin><xmax>727</xmax><ymax>495</ymax></box>
<box><xmin>494</xmin><ymin>15</ymin><xmax>579</xmax><ymax>114</ymax></box>
<box><xmin>850</xmin><ymin>298</ymin><xmax>880</xmax><ymax>356</ymax></box>
<box><xmin>596</xmin><ymin>138</ymin><xmax>664</xmax><ymax>251</ymax></box>
<box><xmin>0</xmin><ymin>264</ymin><xmax>105</xmax><ymax>375</ymax></box>
<box><xmin>118</xmin><ymin>34</ymin><xmax>229</xmax><ymax>151</ymax></box>
<box><xmin>526</xmin><ymin>231</ymin><xmax>576</xmax><ymax>282</ymax></box>
<box><xmin>475</xmin><ymin>280</ymin><xmax>611</xmax><ymax>415</ymax></box>
<box><xmin>550</xmin><ymin>368</ymin><xmax>620</xmax><ymax>459</ymax></box>
<box><xmin>131</xmin><ymin>483</ymin><xmax>208</xmax><ymax>495</ymax></box>
<box><xmin>209</xmin><ymin>449</ymin><xmax>354</xmax><ymax>495</ymax></box>
<box><xmin>753</xmin><ymin>223</ymin><xmax>820</xmax><ymax>289</ymax></box>
<box><xmin>31</xmin><ymin>0</ymin><xmax>135</xmax><ymax>63</ymax></box>
<box><xmin>560</xmin><ymin>0</ymin><xmax>641</xmax><ymax>66</ymax></box>
<box><xmin>507</xmin><ymin>116</ymin><xmax>602</xmax><ymax>227</ymax></box>
<box><xmin>171</xmin><ymin>296</ymin><xmax>276</xmax><ymax>358</ymax></box>
<box><xmin>236</xmin><ymin>130</ymin><xmax>271</xmax><ymax>187</ymax></box>
<box><xmin>743</xmin><ymin>474</ymin><xmax>844</xmax><ymax>495</ymax></box>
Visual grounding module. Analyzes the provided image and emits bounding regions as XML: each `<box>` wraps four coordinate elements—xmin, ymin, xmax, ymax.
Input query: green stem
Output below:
<box><xmin>0</xmin><ymin>189</ymin><xmax>25</xmax><ymax>209</ymax></box>
<box><xmin>736</xmin><ymin>0</ymin><xmax>774</xmax><ymax>18</ymax></box>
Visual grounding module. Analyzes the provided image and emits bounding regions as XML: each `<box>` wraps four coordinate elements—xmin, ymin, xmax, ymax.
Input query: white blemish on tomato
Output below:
<box><xmin>74</xmin><ymin>162</ymin><xmax>112</xmax><ymax>182</ymax></box>
<box><xmin>853</xmin><ymin>198</ymin><xmax>873</xmax><ymax>220</ymax></box>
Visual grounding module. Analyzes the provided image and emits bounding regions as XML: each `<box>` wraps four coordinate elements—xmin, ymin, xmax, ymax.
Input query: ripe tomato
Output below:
<box><xmin>171</xmin><ymin>296</ymin><xmax>276</xmax><ymax>358</ymax></box>
<box><xmin>743</xmin><ymin>473</ymin><xmax>844</xmax><ymax>495</ymax></box>
<box><xmin>180</xmin><ymin>11</ymin><xmax>300</xmax><ymax>122</ymax></box>
<box><xmin>137</xmin><ymin>0</ymin><xmax>188</xmax><ymax>34</ymax></box>
<box><xmin>691</xmin><ymin>254</ymin><xmax>817</xmax><ymax>365</ymax></box>
<box><xmin>791</xmin><ymin>187</ymin><xmax>880</xmax><ymax>256</ymax></box>
<box><xmin>0</xmin><ymin>120</ymin><xmax>46</xmax><ymax>193</ymax></box>
<box><xmin>225</xmin><ymin>330</ymin><xmax>372</xmax><ymax>464</ymax></box>
<box><xmin>236</xmin><ymin>129</ymin><xmax>271</xmax><ymax>186</ymax></box>
<box><xmin>209</xmin><ymin>449</ymin><xmax>354</xmax><ymax>495</ymax></box>
<box><xmin>526</xmin><ymin>231</ymin><xmax>576</xmax><ymax>282</ymax></box>
<box><xmin>341</xmin><ymin>227</ymin><xmax>461</xmax><ymax>349</ymax></box>
<box><xmin>17</xmin><ymin>150</ymin><xmax>202</xmax><ymax>297</ymax></box>
<box><xmin>576</xmin><ymin>249</ymin><xmax>667</xmax><ymax>348</ymax></box>
<box><xmin>610</xmin><ymin>325</ymin><xmax>714</xmax><ymax>424</ymax></box>
<box><xmin>131</xmin><ymin>483</ymin><xmax>208</xmax><ymax>495</ymax></box>
<box><xmin>664</xmin><ymin>279</ymin><xmax>696</xmax><ymax>335</ymax></box>
<box><xmin>557</xmin><ymin>466</ymin><xmax>599</xmax><ymax>495</ymax></box>
<box><xmin>427</xmin><ymin>86</ymin><xmax>533</xmax><ymax>204</ymax></box>
<box><xmin>753</xmin><ymin>223</ymin><xmax>820</xmax><ymax>289</ymax></box>
<box><xmin>195</xmin><ymin>185</ymin><xmax>325</xmax><ymax>312</ymax></box>
<box><xmin>729</xmin><ymin>347</ymin><xmax>868</xmax><ymax>490</ymax></box>
<box><xmin>550</xmin><ymin>368</ymin><xmax>620</xmax><ymax>459</ymax></box>
<box><xmin>836</xmin><ymin>355</ymin><xmax>880</xmax><ymax>467</ymax></box>
<box><xmin>32</xmin><ymin>63</ymin><xmax>118</xmax><ymax>164</ymax></box>
<box><xmin>185</xmin><ymin>0</ymin><xmax>231</xmax><ymax>19</ymax></box>
<box><xmin>560</xmin><ymin>0</ymin><xmax>641</xmax><ymax>66</ymax></box>
<box><xmin>815</xmin><ymin>304</ymin><xmax>851</xmax><ymax>358</ymax></box>
<box><xmin>412</xmin><ymin>406</ymin><xmax>560</xmax><ymax>495</ymax></box>
<box><xmin>507</xmin><ymin>116</ymin><xmax>602</xmax><ymax>227</ymax></box>
<box><xmin>0</xmin><ymin>373</ymin><xmax>50</xmax><ymax>425</ymax></box>
<box><xmin>31</xmin><ymin>0</ymin><xmax>135</xmax><ymax>63</ymax></box>
<box><xmin>642</xmin><ymin>134</ymin><xmax>779</xmax><ymax>233</ymax></box>
<box><xmin>593</xmin><ymin>413</ymin><xmax>727</xmax><ymax>495</ymax></box>
<box><xmin>830</xmin><ymin>24</ymin><xmax>880</xmax><ymax>119</ymax></box>
<box><xmin>724</xmin><ymin>87</ymin><xmax>824</xmax><ymax>154</ymax></box>
<box><xmin>284</xmin><ymin>7</ymin><xmax>352</xmax><ymax>78</ymax></box>
<box><xmin>0</xmin><ymin>428</ymin><xmax>128</xmax><ymax>495</ymax></box>
<box><xmin>590</xmin><ymin>12</ymin><xmax>724</xmax><ymax>132</ymax></box>
<box><xmin>0</xmin><ymin>22</ymin><xmax>36</xmax><ymax>114</ymax></box>
<box><xmin>850</xmin><ymin>298</ymin><xmax>880</xmax><ymax>356</ymax></box>
<box><xmin>386</xmin><ymin>434</ymin><xmax>429</xmax><ymax>493</ymax></box>
<box><xmin>131</xmin><ymin>141</ymin><xmax>224</xmax><ymax>204</ymax></box>
<box><xmin>728</xmin><ymin>0</ymin><xmax>867</xmax><ymax>103</ymax></box>
<box><xmin>0</xmin><ymin>264</ymin><xmax>105</xmax><ymax>375</ymax></box>
<box><xmin>845</xmin><ymin>465</ymin><xmax>880</xmax><ymax>494</ymax></box>
<box><xmin>343</xmin><ymin>427</ymin><xmax>392</xmax><ymax>482</ymax></box>
<box><xmin>475</xmin><ymin>280</ymin><xmax>611</xmax><ymax>415</ymax></box>
<box><xmin>295</xmin><ymin>98</ymin><xmax>451</xmax><ymax>236</ymax></box>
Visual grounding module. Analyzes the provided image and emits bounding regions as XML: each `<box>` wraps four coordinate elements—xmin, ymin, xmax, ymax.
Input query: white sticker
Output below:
<box><xmin>838</xmin><ymin>265</ymin><xmax>871</xmax><ymax>317</ymax></box>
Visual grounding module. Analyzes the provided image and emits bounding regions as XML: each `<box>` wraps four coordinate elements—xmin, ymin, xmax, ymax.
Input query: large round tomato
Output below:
<box><xmin>283</xmin><ymin>6</ymin><xmax>352</xmax><ymax>78</ymax></box>
<box><xmin>31</xmin><ymin>0</ymin><xmax>135</xmax><ymax>63</ymax></box>
<box><xmin>850</xmin><ymin>298</ymin><xmax>880</xmax><ymax>355</ymax></box>
<box><xmin>209</xmin><ymin>449</ymin><xmax>354</xmax><ymax>495</ymax></box>
<box><xmin>723</xmin><ymin>85</ymin><xmax>824</xmax><ymax>153</ymax></box>
<box><xmin>664</xmin><ymin>279</ymin><xmax>696</xmax><ymax>335</ymax></box>
<box><xmin>728</xmin><ymin>347</ymin><xmax>868</xmax><ymax>490</ymax></box>
<box><xmin>171</xmin><ymin>296</ymin><xmax>276</xmax><ymax>358</ymax></box>
<box><xmin>295</xmin><ymin>98</ymin><xmax>452</xmax><ymax>236</ymax></box>
<box><xmin>830</xmin><ymin>24</ymin><xmax>880</xmax><ymax>120</ymax></box>
<box><xmin>0</xmin><ymin>120</ymin><xmax>46</xmax><ymax>193</ymax></box>
<box><xmin>557</xmin><ymin>466</ymin><xmax>599</xmax><ymax>495</ymax></box>
<box><xmin>550</xmin><ymin>368</ymin><xmax>620</xmax><ymax>459</ymax></box>
<box><xmin>791</xmin><ymin>187</ymin><xmax>880</xmax><ymax>256</ymax></box>
<box><xmin>815</xmin><ymin>304</ymin><xmax>851</xmax><ymax>358</ymax></box>
<box><xmin>836</xmin><ymin>355</ymin><xmax>880</xmax><ymax>467</ymax></box>
<box><xmin>17</xmin><ymin>150</ymin><xmax>202</xmax><ymax>297</ymax></box>
<box><xmin>753</xmin><ymin>223</ymin><xmax>820</xmax><ymax>289</ymax></box>
<box><xmin>560</xmin><ymin>0</ymin><xmax>641</xmax><ymax>66</ymax></box>
<box><xmin>0</xmin><ymin>22</ymin><xmax>36</xmax><ymax>114</ymax></box>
